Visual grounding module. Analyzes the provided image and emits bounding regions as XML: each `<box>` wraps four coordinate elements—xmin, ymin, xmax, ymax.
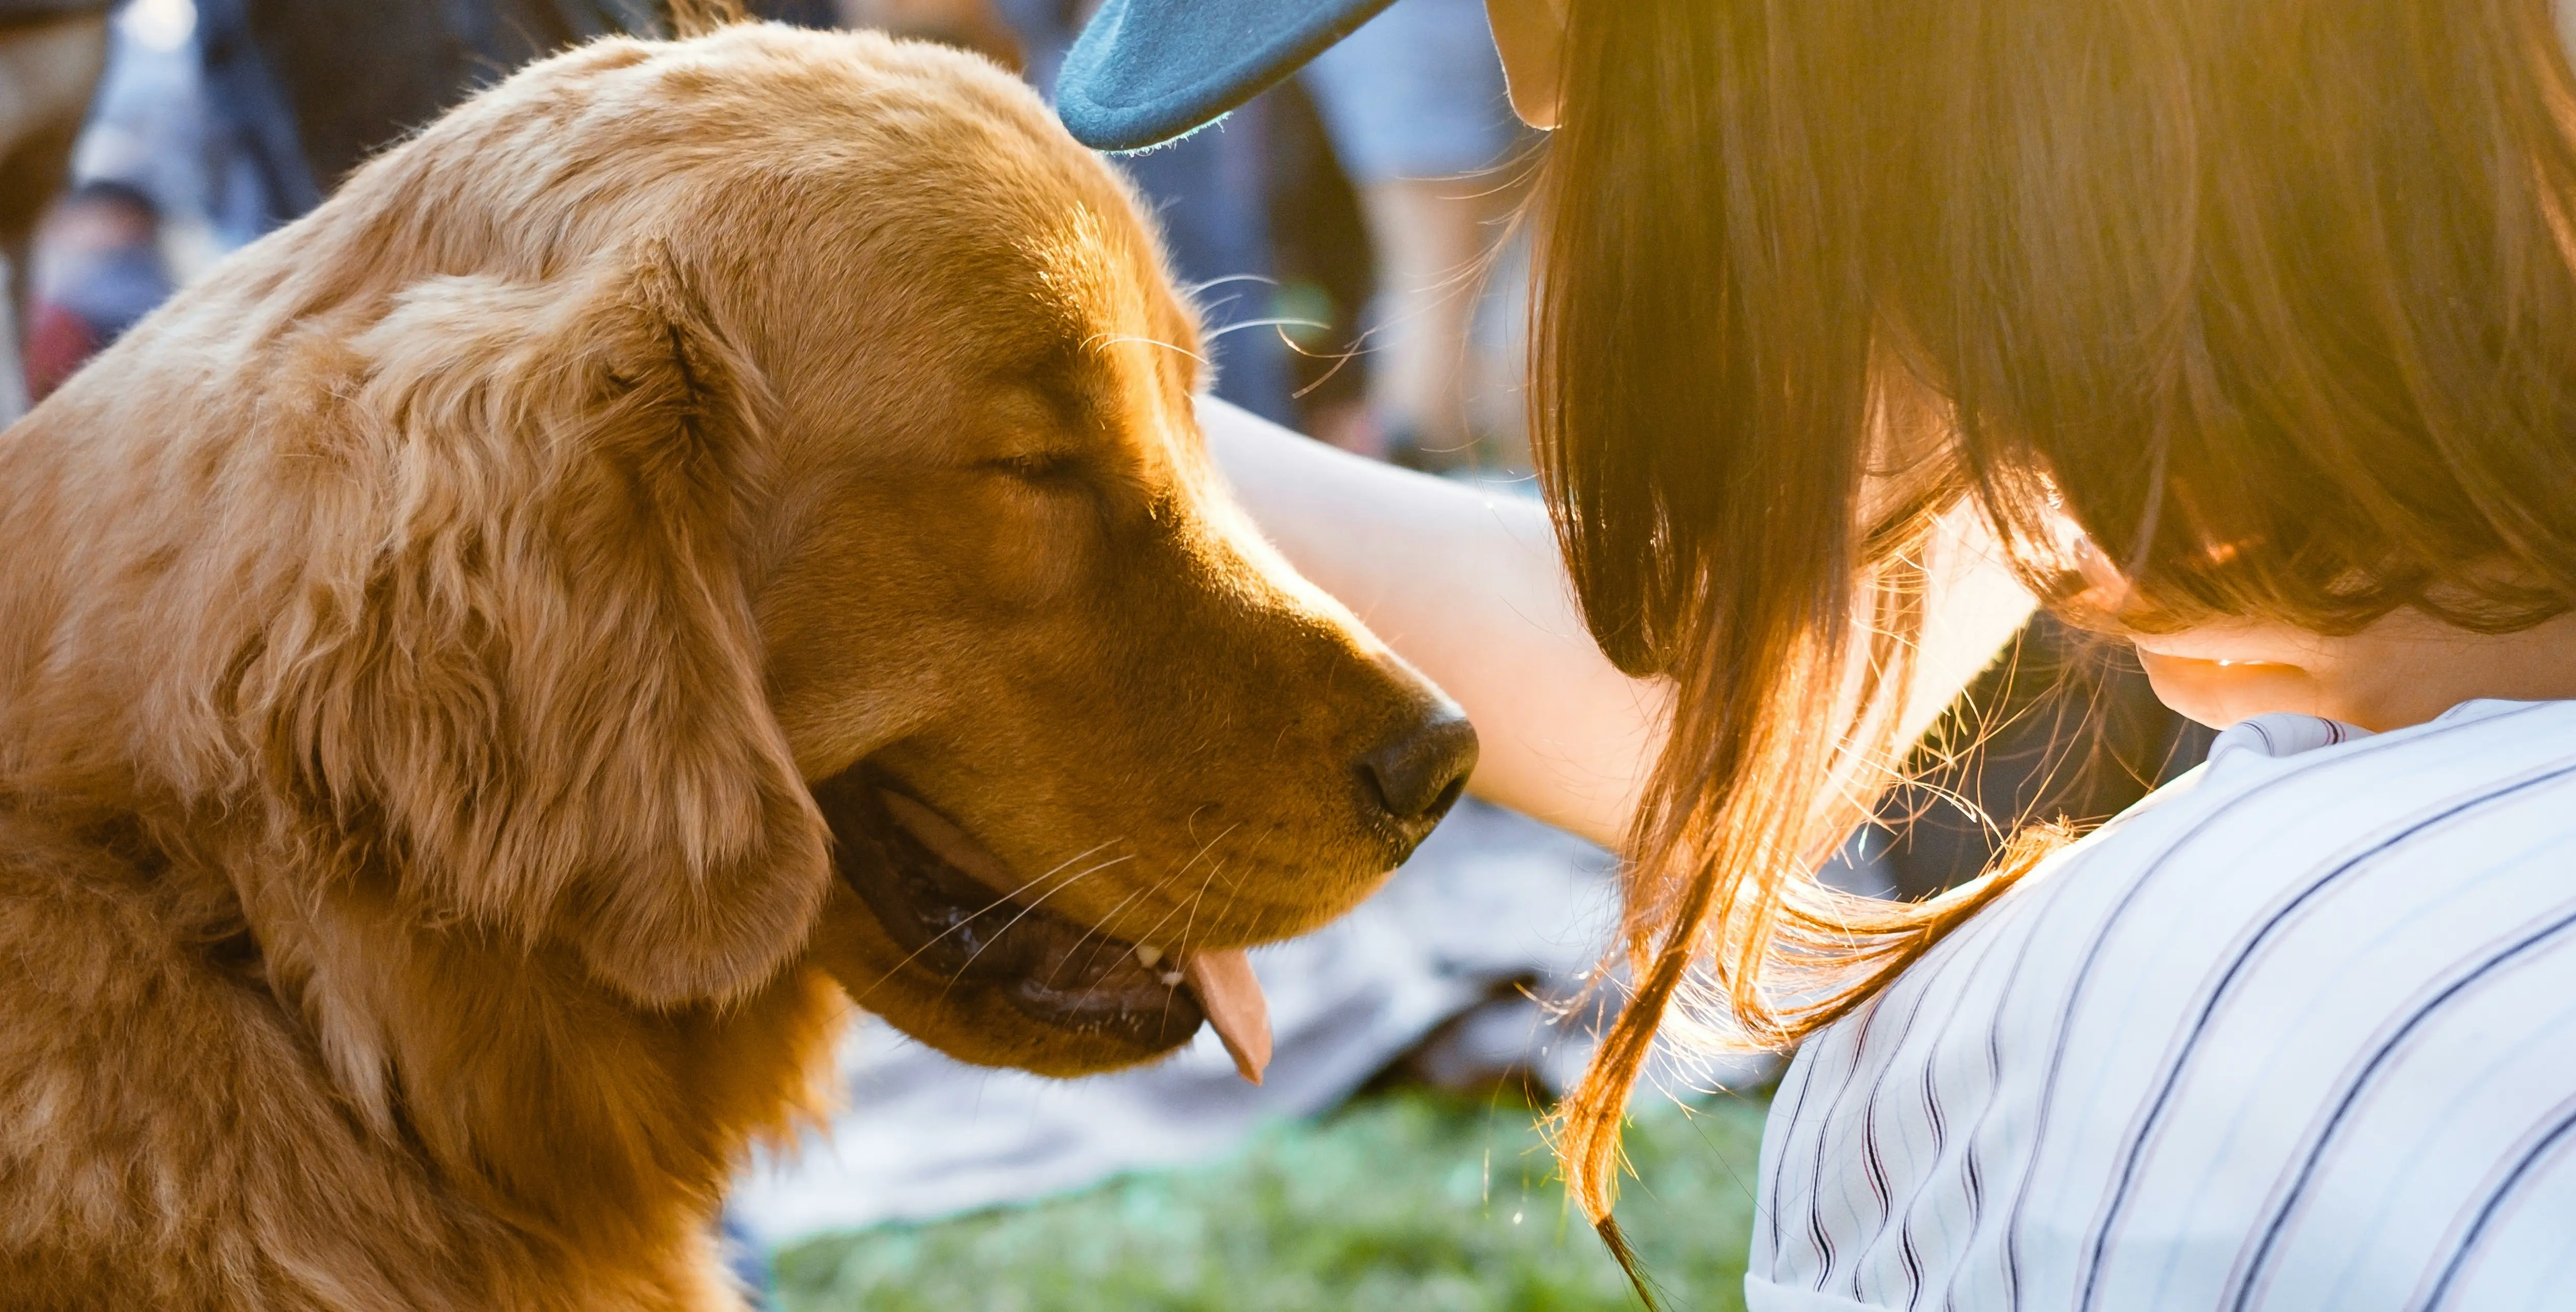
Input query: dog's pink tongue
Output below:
<box><xmin>1182</xmin><ymin>949</ymin><xmax>1271</xmax><ymax>1085</ymax></box>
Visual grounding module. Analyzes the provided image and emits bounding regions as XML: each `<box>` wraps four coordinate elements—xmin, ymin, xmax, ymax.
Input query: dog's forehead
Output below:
<box><xmin>746</xmin><ymin>176</ymin><xmax>1206</xmax><ymax>486</ymax></box>
<box><xmin>1021</xmin><ymin>206</ymin><xmax>1145</xmax><ymax>331</ymax></box>
<box><xmin>1019</xmin><ymin>205</ymin><xmax>1200</xmax><ymax>379</ymax></box>
<box><xmin>960</xmin><ymin>198</ymin><xmax>1207</xmax><ymax>461</ymax></box>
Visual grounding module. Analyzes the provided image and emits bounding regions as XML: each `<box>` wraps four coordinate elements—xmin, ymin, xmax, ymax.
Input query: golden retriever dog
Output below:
<box><xmin>0</xmin><ymin>22</ymin><xmax>1475</xmax><ymax>1310</ymax></box>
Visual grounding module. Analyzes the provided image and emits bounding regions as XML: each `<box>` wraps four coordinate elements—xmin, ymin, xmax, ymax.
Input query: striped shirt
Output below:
<box><xmin>1749</xmin><ymin>698</ymin><xmax>2576</xmax><ymax>1312</ymax></box>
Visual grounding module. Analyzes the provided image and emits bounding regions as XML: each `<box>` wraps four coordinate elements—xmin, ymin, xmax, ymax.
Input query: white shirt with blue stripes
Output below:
<box><xmin>1749</xmin><ymin>698</ymin><xmax>2576</xmax><ymax>1312</ymax></box>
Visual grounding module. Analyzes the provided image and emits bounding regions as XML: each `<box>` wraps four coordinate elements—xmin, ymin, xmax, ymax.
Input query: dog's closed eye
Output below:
<box><xmin>986</xmin><ymin>451</ymin><xmax>1087</xmax><ymax>485</ymax></box>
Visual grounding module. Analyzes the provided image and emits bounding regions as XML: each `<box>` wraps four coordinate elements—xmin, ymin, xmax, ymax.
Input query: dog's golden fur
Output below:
<box><xmin>0</xmin><ymin>26</ymin><xmax>1455</xmax><ymax>1309</ymax></box>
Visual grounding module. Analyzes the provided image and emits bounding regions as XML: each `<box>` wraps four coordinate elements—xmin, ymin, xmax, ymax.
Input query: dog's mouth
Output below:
<box><xmin>813</xmin><ymin>769</ymin><xmax>1272</xmax><ymax>1082</ymax></box>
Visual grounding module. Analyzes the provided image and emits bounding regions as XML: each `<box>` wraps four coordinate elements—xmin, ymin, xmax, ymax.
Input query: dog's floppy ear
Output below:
<box><xmin>292</xmin><ymin>242</ymin><xmax>828</xmax><ymax>1008</ymax></box>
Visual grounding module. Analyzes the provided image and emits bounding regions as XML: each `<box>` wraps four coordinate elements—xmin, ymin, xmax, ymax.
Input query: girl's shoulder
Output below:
<box><xmin>1945</xmin><ymin>696</ymin><xmax>2576</xmax><ymax>1058</ymax></box>
<box><xmin>1754</xmin><ymin>698</ymin><xmax>2576</xmax><ymax>1311</ymax></box>
<box><xmin>2016</xmin><ymin>696</ymin><xmax>2576</xmax><ymax>921</ymax></box>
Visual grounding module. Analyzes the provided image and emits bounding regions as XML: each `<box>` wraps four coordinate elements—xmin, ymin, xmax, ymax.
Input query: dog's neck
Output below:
<box><xmin>208</xmin><ymin>818</ymin><xmax>851</xmax><ymax>1247</ymax></box>
<box><xmin>0</xmin><ymin>766</ymin><xmax>846</xmax><ymax>1270</ymax></box>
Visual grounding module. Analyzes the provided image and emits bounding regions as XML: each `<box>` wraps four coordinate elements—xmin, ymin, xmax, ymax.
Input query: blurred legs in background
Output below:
<box><xmin>1339</xmin><ymin>175</ymin><xmax>1518</xmax><ymax>468</ymax></box>
<box><xmin>1300</xmin><ymin>0</ymin><xmax>1526</xmax><ymax>472</ymax></box>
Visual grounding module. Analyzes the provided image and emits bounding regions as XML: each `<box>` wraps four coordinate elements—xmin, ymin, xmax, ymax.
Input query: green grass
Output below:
<box><xmin>773</xmin><ymin>1087</ymin><xmax>1770</xmax><ymax>1312</ymax></box>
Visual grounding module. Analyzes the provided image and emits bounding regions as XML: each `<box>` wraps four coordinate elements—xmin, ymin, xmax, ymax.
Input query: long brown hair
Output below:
<box><xmin>1531</xmin><ymin>0</ymin><xmax>2576</xmax><ymax>1283</ymax></box>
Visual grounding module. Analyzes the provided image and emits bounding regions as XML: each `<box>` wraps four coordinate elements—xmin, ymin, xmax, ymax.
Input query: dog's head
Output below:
<box><xmin>131</xmin><ymin>27</ymin><xmax>1470</xmax><ymax>1075</ymax></box>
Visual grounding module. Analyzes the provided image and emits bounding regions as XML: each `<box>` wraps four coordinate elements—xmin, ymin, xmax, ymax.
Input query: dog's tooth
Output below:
<box><xmin>1134</xmin><ymin>944</ymin><xmax>1164</xmax><ymax>969</ymax></box>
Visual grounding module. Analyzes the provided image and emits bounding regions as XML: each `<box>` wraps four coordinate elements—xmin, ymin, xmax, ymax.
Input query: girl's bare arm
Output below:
<box><xmin>1202</xmin><ymin>397</ymin><xmax>1660</xmax><ymax>847</ymax></box>
<box><xmin>1199</xmin><ymin>397</ymin><xmax>2034</xmax><ymax>850</ymax></box>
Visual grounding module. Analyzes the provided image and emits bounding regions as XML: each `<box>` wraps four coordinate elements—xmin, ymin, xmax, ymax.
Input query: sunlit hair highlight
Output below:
<box><xmin>666</xmin><ymin>0</ymin><xmax>744</xmax><ymax>38</ymax></box>
<box><xmin>1529</xmin><ymin>0</ymin><xmax>2576</xmax><ymax>1291</ymax></box>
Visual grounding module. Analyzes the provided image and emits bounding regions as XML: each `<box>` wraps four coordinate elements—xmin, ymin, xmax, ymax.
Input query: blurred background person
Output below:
<box><xmin>0</xmin><ymin>0</ymin><xmax>110</xmax><ymax>417</ymax></box>
<box><xmin>21</xmin><ymin>175</ymin><xmax>165</xmax><ymax>398</ymax></box>
<box><xmin>21</xmin><ymin>0</ymin><xmax>852</xmax><ymax>399</ymax></box>
<box><xmin>831</xmin><ymin>0</ymin><xmax>1018</xmax><ymax>63</ymax></box>
<box><xmin>199</xmin><ymin>0</ymin><xmax>814</xmax><ymax>237</ymax></box>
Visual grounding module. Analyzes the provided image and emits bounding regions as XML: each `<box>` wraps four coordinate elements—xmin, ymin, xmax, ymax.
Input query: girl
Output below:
<box><xmin>1061</xmin><ymin>0</ymin><xmax>2576</xmax><ymax>1306</ymax></box>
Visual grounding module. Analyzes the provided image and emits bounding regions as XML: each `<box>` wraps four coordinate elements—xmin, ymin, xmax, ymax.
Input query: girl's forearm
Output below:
<box><xmin>1200</xmin><ymin>397</ymin><xmax>1665</xmax><ymax>848</ymax></box>
<box><xmin>1198</xmin><ymin>398</ymin><xmax>2036</xmax><ymax>850</ymax></box>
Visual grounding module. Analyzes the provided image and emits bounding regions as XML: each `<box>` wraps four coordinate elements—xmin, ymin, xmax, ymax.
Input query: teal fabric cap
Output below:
<box><xmin>1057</xmin><ymin>0</ymin><xmax>1404</xmax><ymax>152</ymax></box>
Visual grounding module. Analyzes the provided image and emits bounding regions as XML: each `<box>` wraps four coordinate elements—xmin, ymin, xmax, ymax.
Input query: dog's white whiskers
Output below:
<box><xmin>924</xmin><ymin>852</ymin><xmax>1140</xmax><ymax>1004</ymax></box>
<box><xmin>1164</xmin><ymin>853</ymin><xmax>1234</xmax><ymax>985</ymax></box>
<box><xmin>862</xmin><ymin>838</ymin><xmax>1117</xmax><ymax>975</ymax></box>
<box><xmin>1036</xmin><ymin>834</ymin><xmax>1215</xmax><ymax>984</ymax></box>
<box><xmin>1057</xmin><ymin>825</ymin><xmax>1248</xmax><ymax>1021</ymax></box>
<box><xmin>942</xmin><ymin>851</ymin><xmax>1136</xmax><ymax>981</ymax></box>
<box><xmin>1112</xmin><ymin>823</ymin><xmax>1241</xmax><ymax>963</ymax></box>
<box><xmin>1178</xmin><ymin>273</ymin><xmax>1279</xmax><ymax>297</ymax></box>
<box><xmin>1120</xmin><ymin>855</ymin><xmax>1234</xmax><ymax>1038</ymax></box>
<box><xmin>1083</xmin><ymin>332</ymin><xmax>1209</xmax><ymax>366</ymax></box>
<box><xmin>858</xmin><ymin>839</ymin><xmax>1125</xmax><ymax>997</ymax></box>
<box><xmin>1201</xmin><ymin>316</ymin><xmax>1326</xmax><ymax>343</ymax></box>
<box><xmin>1032</xmin><ymin>855</ymin><xmax>1185</xmax><ymax>1003</ymax></box>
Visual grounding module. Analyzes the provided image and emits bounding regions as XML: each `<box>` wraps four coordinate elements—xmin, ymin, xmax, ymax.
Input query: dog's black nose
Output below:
<box><xmin>1358</xmin><ymin>703</ymin><xmax>1479</xmax><ymax>828</ymax></box>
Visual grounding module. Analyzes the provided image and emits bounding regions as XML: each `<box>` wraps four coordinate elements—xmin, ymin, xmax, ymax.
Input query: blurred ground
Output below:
<box><xmin>772</xmin><ymin>1086</ymin><xmax>1768</xmax><ymax>1312</ymax></box>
